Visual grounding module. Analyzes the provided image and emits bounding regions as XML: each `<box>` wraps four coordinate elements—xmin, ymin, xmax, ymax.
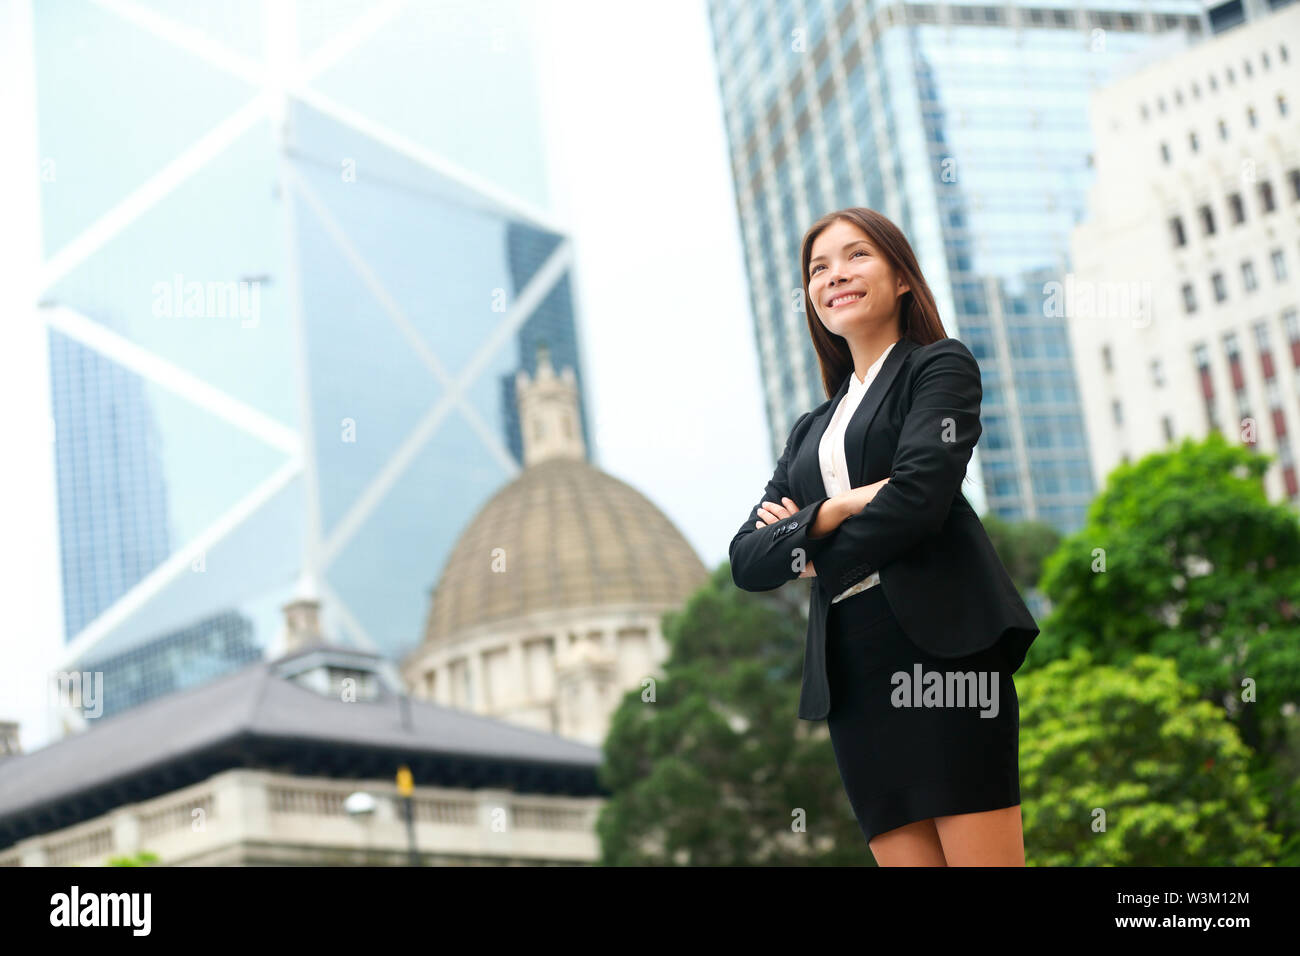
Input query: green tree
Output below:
<box><xmin>597</xmin><ymin>565</ymin><xmax>870</xmax><ymax>865</ymax></box>
<box><xmin>1018</xmin><ymin>649</ymin><xmax>1279</xmax><ymax>865</ymax></box>
<box><xmin>981</xmin><ymin>513</ymin><xmax>1062</xmax><ymax>594</ymax></box>
<box><xmin>108</xmin><ymin>851</ymin><xmax>159</xmax><ymax>866</ymax></box>
<box><xmin>1035</xmin><ymin>433</ymin><xmax>1300</xmax><ymax>860</ymax></box>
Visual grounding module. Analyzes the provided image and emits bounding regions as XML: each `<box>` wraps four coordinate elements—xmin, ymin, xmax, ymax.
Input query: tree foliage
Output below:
<box><xmin>597</xmin><ymin>565</ymin><xmax>871</xmax><ymax>865</ymax></box>
<box><xmin>1034</xmin><ymin>433</ymin><xmax>1300</xmax><ymax>860</ymax></box>
<box><xmin>981</xmin><ymin>512</ymin><xmax>1062</xmax><ymax>594</ymax></box>
<box><xmin>1018</xmin><ymin>649</ymin><xmax>1279</xmax><ymax>865</ymax></box>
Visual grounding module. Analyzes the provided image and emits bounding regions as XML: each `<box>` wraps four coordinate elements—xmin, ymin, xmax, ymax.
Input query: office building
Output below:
<box><xmin>706</xmin><ymin>0</ymin><xmax>1214</xmax><ymax>530</ymax></box>
<box><xmin>1069</xmin><ymin>3</ymin><xmax>1300</xmax><ymax>498</ymax></box>
<box><xmin>13</xmin><ymin>0</ymin><xmax>585</xmax><ymax>734</ymax></box>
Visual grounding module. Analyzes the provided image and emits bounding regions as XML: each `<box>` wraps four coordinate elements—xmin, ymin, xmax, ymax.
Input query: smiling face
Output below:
<box><xmin>807</xmin><ymin>219</ymin><xmax>910</xmax><ymax>338</ymax></box>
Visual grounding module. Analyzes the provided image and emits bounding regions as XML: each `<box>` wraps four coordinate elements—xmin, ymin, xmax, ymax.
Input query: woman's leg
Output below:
<box><xmin>933</xmin><ymin>805</ymin><xmax>1025</xmax><ymax>866</ymax></box>
<box><xmin>868</xmin><ymin>817</ymin><xmax>947</xmax><ymax>866</ymax></box>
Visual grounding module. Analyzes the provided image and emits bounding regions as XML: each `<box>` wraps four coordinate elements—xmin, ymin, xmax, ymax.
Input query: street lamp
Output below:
<box><xmin>396</xmin><ymin>766</ymin><xmax>419</xmax><ymax>866</ymax></box>
<box><xmin>345</xmin><ymin>791</ymin><xmax>376</xmax><ymax>865</ymax></box>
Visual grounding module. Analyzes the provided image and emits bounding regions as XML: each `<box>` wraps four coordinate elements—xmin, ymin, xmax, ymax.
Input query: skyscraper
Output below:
<box><xmin>47</xmin><ymin>322</ymin><xmax>172</xmax><ymax>641</ymax></box>
<box><xmin>17</xmin><ymin>0</ymin><xmax>586</xmax><ymax>730</ymax></box>
<box><xmin>706</xmin><ymin>0</ymin><xmax>1209</xmax><ymax>531</ymax></box>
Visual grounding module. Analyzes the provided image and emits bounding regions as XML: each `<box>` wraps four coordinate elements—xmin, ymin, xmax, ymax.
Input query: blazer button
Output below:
<box><xmin>789</xmin><ymin>520</ymin><xmax>799</xmax><ymax>531</ymax></box>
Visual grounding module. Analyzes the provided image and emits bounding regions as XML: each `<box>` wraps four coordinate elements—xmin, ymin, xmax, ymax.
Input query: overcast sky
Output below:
<box><xmin>532</xmin><ymin>0</ymin><xmax>773</xmax><ymax>572</ymax></box>
<box><xmin>0</xmin><ymin>0</ymin><xmax>771</xmax><ymax>751</ymax></box>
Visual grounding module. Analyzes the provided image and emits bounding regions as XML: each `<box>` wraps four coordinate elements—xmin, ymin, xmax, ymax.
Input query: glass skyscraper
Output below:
<box><xmin>24</xmin><ymin>0</ymin><xmax>584</xmax><ymax>721</ymax></box>
<box><xmin>48</xmin><ymin>324</ymin><xmax>172</xmax><ymax>640</ymax></box>
<box><xmin>706</xmin><ymin>0</ymin><xmax>1207</xmax><ymax>531</ymax></box>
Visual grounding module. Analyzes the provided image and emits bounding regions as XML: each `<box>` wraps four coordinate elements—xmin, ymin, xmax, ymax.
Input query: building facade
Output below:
<box><xmin>1068</xmin><ymin>3</ymin><xmax>1300</xmax><ymax>498</ymax></box>
<box><xmin>706</xmin><ymin>0</ymin><xmax>1216</xmax><ymax>532</ymax></box>
<box><xmin>0</xmin><ymin>606</ymin><xmax>605</xmax><ymax>866</ymax></box>
<box><xmin>14</xmin><ymin>0</ymin><xmax>587</xmax><ymax>733</ymax></box>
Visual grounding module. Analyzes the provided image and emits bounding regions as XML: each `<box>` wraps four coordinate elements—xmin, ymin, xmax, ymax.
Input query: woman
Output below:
<box><xmin>729</xmin><ymin>208</ymin><xmax>1040</xmax><ymax>866</ymax></box>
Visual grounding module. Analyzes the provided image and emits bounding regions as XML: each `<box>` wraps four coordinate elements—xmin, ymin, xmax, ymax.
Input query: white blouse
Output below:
<box><xmin>817</xmin><ymin>340</ymin><xmax>897</xmax><ymax>603</ymax></box>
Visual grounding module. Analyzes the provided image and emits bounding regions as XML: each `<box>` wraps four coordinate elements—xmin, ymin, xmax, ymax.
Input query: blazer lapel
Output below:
<box><xmin>792</xmin><ymin>337</ymin><xmax>920</xmax><ymax>501</ymax></box>
<box><xmin>791</xmin><ymin>373</ymin><xmax>851</xmax><ymax>503</ymax></box>
<box><xmin>843</xmin><ymin>337</ymin><xmax>918</xmax><ymax>485</ymax></box>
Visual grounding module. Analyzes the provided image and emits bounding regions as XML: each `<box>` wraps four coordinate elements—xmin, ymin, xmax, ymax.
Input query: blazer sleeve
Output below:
<box><xmin>728</xmin><ymin>410</ymin><xmax>838</xmax><ymax>592</ymax></box>
<box><xmin>804</xmin><ymin>338</ymin><xmax>983</xmax><ymax>598</ymax></box>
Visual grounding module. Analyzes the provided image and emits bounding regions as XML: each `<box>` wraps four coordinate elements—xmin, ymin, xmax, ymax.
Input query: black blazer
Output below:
<box><xmin>729</xmin><ymin>336</ymin><xmax>1039</xmax><ymax>721</ymax></box>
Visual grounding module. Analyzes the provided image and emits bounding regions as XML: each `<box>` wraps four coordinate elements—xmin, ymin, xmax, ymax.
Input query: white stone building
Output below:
<box><xmin>1068</xmin><ymin>3</ymin><xmax>1300</xmax><ymax>501</ymax></box>
<box><xmin>403</xmin><ymin>347</ymin><xmax>711</xmax><ymax>746</ymax></box>
<box><xmin>0</xmin><ymin>599</ymin><xmax>606</xmax><ymax>866</ymax></box>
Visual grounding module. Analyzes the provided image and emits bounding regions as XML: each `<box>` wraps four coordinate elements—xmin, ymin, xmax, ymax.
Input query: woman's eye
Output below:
<box><xmin>812</xmin><ymin>250</ymin><xmax>868</xmax><ymax>274</ymax></box>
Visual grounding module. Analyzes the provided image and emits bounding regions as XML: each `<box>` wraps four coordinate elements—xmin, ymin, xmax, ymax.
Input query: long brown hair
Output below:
<box><xmin>800</xmin><ymin>207</ymin><xmax>948</xmax><ymax>399</ymax></box>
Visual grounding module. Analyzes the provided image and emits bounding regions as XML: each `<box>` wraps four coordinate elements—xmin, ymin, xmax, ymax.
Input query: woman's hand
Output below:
<box><xmin>755</xmin><ymin>497</ymin><xmax>818</xmax><ymax>577</ymax></box>
<box><xmin>754</xmin><ymin>496</ymin><xmax>799</xmax><ymax>528</ymax></box>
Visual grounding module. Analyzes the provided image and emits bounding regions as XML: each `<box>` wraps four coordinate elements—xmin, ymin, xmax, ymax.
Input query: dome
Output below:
<box><xmin>419</xmin><ymin>457</ymin><xmax>710</xmax><ymax>646</ymax></box>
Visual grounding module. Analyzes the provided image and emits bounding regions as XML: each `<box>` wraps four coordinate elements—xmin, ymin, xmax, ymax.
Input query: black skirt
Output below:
<box><xmin>824</xmin><ymin>582</ymin><xmax>1021</xmax><ymax>845</ymax></box>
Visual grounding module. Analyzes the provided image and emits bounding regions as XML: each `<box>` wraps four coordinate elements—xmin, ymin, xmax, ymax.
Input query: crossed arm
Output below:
<box><xmin>752</xmin><ymin>479</ymin><xmax>891</xmax><ymax>578</ymax></box>
<box><xmin>728</xmin><ymin>338</ymin><xmax>982</xmax><ymax>595</ymax></box>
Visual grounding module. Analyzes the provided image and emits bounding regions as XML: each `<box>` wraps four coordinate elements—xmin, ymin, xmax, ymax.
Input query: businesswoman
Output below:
<box><xmin>729</xmin><ymin>208</ymin><xmax>1040</xmax><ymax>866</ymax></box>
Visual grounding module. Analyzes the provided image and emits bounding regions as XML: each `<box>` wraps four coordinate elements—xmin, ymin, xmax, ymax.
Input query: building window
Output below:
<box><xmin>1194</xmin><ymin>342</ymin><xmax>1210</xmax><ymax>370</ymax></box>
<box><xmin>1224</xmin><ymin>331</ymin><xmax>1240</xmax><ymax>361</ymax></box>
<box><xmin>1112</xmin><ymin>399</ymin><xmax>1123</xmax><ymax>426</ymax></box>
<box><xmin>1272</xmin><ymin>248</ymin><xmax>1287</xmax><ymax>281</ymax></box>
<box><xmin>1140</xmin><ymin>102</ymin><xmax>1149</xmax><ymax>120</ymax></box>
<box><xmin>1209</xmin><ymin>73</ymin><xmax>1218</xmax><ymax>91</ymax></box>
<box><xmin>1212</xmin><ymin>272</ymin><xmax>1227</xmax><ymax>302</ymax></box>
<box><xmin>1160</xmin><ymin>142</ymin><xmax>1171</xmax><ymax>163</ymax></box>
<box><xmin>1163</xmin><ymin>416</ymin><xmax>1175</xmax><ymax>442</ymax></box>
<box><xmin>1169</xmin><ymin>216</ymin><xmax>1186</xmax><ymax>247</ymax></box>
<box><xmin>1218</xmin><ymin>117</ymin><xmax>1229</xmax><ymax>140</ymax></box>
<box><xmin>1284</xmin><ymin>308</ymin><xmax>1300</xmax><ymax>344</ymax></box>
<box><xmin>1182</xmin><ymin>282</ymin><xmax>1197</xmax><ymax>313</ymax></box>
<box><xmin>1247</xmin><ymin>106</ymin><xmax>1257</xmax><ymax>128</ymax></box>
<box><xmin>1228</xmin><ymin>192</ymin><xmax>1245</xmax><ymax>223</ymax></box>
<box><xmin>1259</xmin><ymin>180</ymin><xmax>1275</xmax><ymax>212</ymax></box>
<box><xmin>1199</xmin><ymin>204</ymin><xmax>1215</xmax><ymax>235</ymax></box>
<box><xmin>1267</xmin><ymin>377</ymin><xmax>1282</xmax><ymax>409</ymax></box>
<box><xmin>1255</xmin><ymin>320</ymin><xmax>1272</xmax><ymax>353</ymax></box>
<box><xmin>1242</xmin><ymin>260</ymin><xmax>1258</xmax><ymax>292</ymax></box>
<box><xmin>1280</xmin><ymin>93</ymin><xmax>1289</xmax><ymax>117</ymax></box>
<box><xmin>1290</xmin><ymin>169</ymin><xmax>1300</xmax><ymax>202</ymax></box>
<box><xmin>1102</xmin><ymin>343</ymin><xmax>1113</xmax><ymax>372</ymax></box>
<box><xmin>1151</xmin><ymin>357</ymin><xmax>1165</xmax><ymax>387</ymax></box>
<box><xmin>1189</xmin><ymin>130</ymin><xmax>1199</xmax><ymax>152</ymax></box>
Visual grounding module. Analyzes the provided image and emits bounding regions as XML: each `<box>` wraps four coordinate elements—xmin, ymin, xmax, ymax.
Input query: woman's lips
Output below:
<box><xmin>829</xmin><ymin>292</ymin><xmax>865</xmax><ymax>308</ymax></box>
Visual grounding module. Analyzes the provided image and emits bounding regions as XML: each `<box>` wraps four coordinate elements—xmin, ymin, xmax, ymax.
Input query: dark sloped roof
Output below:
<box><xmin>0</xmin><ymin>658</ymin><xmax>603</xmax><ymax>848</ymax></box>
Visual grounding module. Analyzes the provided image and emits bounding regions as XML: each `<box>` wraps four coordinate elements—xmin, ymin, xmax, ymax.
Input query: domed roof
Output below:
<box><xmin>419</xmin><ymin>457</ymin><xmax>709</xmax><ymax>646</ymax></box>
